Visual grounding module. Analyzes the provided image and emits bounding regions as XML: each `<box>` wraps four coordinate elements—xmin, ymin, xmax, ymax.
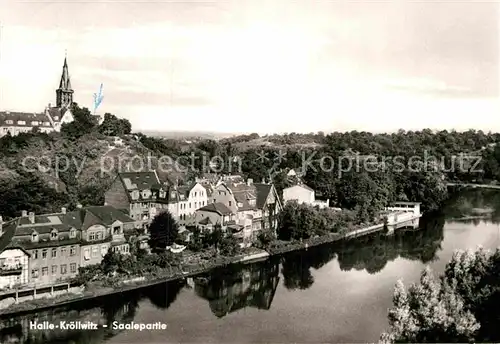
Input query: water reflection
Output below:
<box><xmin>194</xmin><ymin>260</ymin><xmax>280</xmax><ymax>318</ymax></box>
<box><xmin>0</xmin><ymin>280</ymin><xmax>183</xmax><ymax>343</ymax></box>
<box><xmin>280</xmin><ymin>213</ymin><xmax>445</xmax><ymax>289</ymax></box>
<box><xmin>444</xmin><ymin>189</ymin><xmax>500</xmax><ymax>223</ymax></box>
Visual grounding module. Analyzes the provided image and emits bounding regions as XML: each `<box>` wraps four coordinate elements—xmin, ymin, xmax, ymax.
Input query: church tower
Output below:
<box><xmin>56</xmin><ymin>56</ymin><xmax>74</xmax><ymax>108</ymax></box>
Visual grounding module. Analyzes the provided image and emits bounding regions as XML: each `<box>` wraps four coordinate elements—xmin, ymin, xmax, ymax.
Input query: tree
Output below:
<box><xmin>209</xmin><ymin>225</ymin><xmax>224</xmax><ymax>253</ymax></box>
<box><xmin>61</xmin><ymin>103</ymin><xmax>99</xmax><ymax>139</ymax></box>
<box><xmin>98</xmin><ymin>113</ymin><xmax>132</xmax><ymax>136</ymax></box>
<box><xmin>381</xmin><ymin>266</ymin><xmax>480</xmax><ymax>343</ymax></box>
<box><xmin>148</xmin><ymin>210</ymin><xmax>179</xmax><ymax>251</ymax></box>
<box><xmin>102</xmin><ymin>250</ymin><xmax>122</xmax><ymax>275</ymax></box>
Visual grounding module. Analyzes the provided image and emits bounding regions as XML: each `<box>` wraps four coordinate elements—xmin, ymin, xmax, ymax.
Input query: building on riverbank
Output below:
<box><xmin>0</xmin><ymin>206</ymin><xmax>139</xmax><ymax>287</ymax></box>
<box><xmin>208</xmin><ymin>178</ymin><xmax>282</xmax><ymax>237</ymax></box>
<box><xmin>282</xmin><ymin>184</ymin><xmax>330</xmax><ymax>209</ymax></box>
<box><xmin>105</xmin><ymin>171</ymin><xmax>209</xmax><ymax>226</ymax></box>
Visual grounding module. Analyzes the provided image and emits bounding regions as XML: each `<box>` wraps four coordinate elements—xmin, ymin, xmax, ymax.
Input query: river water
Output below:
<box><xmin>3</xmin><ymin>189</ymin><xmax>500</xmax><ymax>344</ymax></box>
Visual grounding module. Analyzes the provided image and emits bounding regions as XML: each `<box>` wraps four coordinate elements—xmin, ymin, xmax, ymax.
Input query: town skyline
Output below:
<box><xmin>0</xmin><ymin>0</ymin><xmax>498</xmax><ymax>134</ymax></box>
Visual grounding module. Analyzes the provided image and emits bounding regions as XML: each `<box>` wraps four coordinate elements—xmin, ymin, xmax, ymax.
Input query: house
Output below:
<box><xmin>209</xmin><ymin>178</ymin><xmax>282</xmax><ymax>238</ymax></box>
<box><xmin>0</xmin><ymin>206</ymin><xmax>138</xmax><ymax>286</ymax></box>
<box><xmin>0</xmin><ymin>218</ymin><xmax>30</xmax><ymax>289</ymax></box>
<box><xmin>79</xmin><ymin>206</ymin><xmax>137</xmax><ymax>267</ymax></box>
<box><xmin>0</xmin><ymin>56</ymin><xmax>74</xmax><ymax>137</ymax></box>
<box><xmin>174</xmin><ymin>182</ymin><xmax>209</xmax><ymax>225</ymax></box>
<box><xmin>283</xmin><ymin>184</ymin><xmax>330</xmax><ymax>209</ymax></box>
<box><xmin>195</xmin><ymin>203</ymin><xmax>234</xmax><ymax>231</ymax></box>
<box><xmin>104</xmin><ymin>171</ymin><xmax>171</xmax><ymax>225</ymax></box>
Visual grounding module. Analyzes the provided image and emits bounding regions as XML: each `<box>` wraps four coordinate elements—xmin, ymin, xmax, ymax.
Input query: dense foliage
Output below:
<box><xmin>382</xmin><ymin>247</ymin><xmax>500</xmax><ymax>343</ymax></box>
<box><xmin>148</xmin><ymin>211</ymin><xmax>179</xmax><ymax>251</ymax></box>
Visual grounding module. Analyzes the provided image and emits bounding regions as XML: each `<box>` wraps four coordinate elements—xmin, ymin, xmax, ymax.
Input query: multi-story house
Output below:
<box><xmin>0</xmin><ymin>217</ymin><xmax>30</xmax><ymax>289</ymax></box>
<box><xmin>104</xmin><ymin>171</ymin><xmax>171</xmax><ymax>225</ymax></box>
<box><xmin>0</xmin><ymin>206</ymin><xmax>138</xmax><ymax>287</ymax></box>
<box><xmin>3</xmin><ymin>210</ymin><xmax>82</xmax><ymax>286</ymax></box>
<box><xmin>0</xmin><ymin>56</ymin><xmax>74</xmax><ymax>137</ymax></box>
<box><xmin>174</xmin><ymin>182</ymin><xmax>209</xmax><ymax>225</ymax></box>
<box><xmin>79</xmin><ymin>206</ymin><xmax>137</xmax><ymax>267</ymax></box>
<box><xmin>209</xmin><ymin>178</ymin><xmax>282</xmax><ymax>237</ymax></box>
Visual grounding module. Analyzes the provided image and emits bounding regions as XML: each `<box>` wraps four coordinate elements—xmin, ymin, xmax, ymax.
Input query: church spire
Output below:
<box><xmin>56</xmin><ymin>54</ymin><xmax>74</xmax><ymax>108</ymax></box>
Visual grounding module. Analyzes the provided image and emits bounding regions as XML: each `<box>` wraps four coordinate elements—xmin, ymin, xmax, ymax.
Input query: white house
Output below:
<box><xmin>0</xmin><ymin>247</ymin><xmax>30</xmax><ymax>289</ymax></box>
<box><xmin>283</xmin><ymin>184</ymin><xmax>329</xmax><ymax>209</ymax></box>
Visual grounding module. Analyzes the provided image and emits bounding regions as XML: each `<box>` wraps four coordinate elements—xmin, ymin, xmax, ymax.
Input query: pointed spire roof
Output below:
<box><xmin>58</xmin><ymin>56</ymin><xmax>72</xmax><ymax>90</ymax></box>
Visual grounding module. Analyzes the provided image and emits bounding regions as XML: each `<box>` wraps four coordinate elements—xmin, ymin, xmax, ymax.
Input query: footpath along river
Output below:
<box><xmin>3</xmin><ymin>189</ymin><xmax>500</xmax><ymax>343</ymax></box>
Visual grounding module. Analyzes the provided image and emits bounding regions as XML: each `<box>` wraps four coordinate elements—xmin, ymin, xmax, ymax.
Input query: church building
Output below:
<box><xmin>0</xmin><ymin>56</ymin><xmax>75</xmax><ymax>137</ymax></box>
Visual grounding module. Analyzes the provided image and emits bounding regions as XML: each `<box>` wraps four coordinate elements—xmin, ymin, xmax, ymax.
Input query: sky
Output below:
<box><xmin>0</xmin><ymin>0</ymin><xmax>499</xmax><ymax>134</ymax></box>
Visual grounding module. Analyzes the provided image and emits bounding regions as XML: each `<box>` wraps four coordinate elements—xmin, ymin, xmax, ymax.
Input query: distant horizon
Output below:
<box><xmin>1</xmin><ymin>1</ymin><xmax>498</xmax><ymax>133</ymax></box>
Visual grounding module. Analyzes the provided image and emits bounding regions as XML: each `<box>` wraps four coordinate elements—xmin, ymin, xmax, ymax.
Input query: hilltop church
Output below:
<box><xmin>0</xmin><ymin>56</ymin><xmax>75</xmax><ymax>137</ymax></box>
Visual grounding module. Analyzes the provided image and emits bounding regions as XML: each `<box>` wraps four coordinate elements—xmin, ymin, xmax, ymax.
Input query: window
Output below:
<box><xmin>89</xmin><ymin>232</ymin><xmax>95</xmax><ymax>241</ymax></box>
<box><xmin>69</xmin><ymin>228</ymin><xmax>76</xmax><ymax>238</ymax></box>
<box><xmin>5</xmin><ymin>120</ymin><xmax>13</xmax><ymax>124</ymax></box>
<box><xmin>60</xmin><ymin>264</ymin><xmax>67</xmax><ymax>274</ymax></box>
<box><xmin>101</xmin><ymin>245</ymin><xmax>108</xmax><ymax>256</ymax></box>
<box><xmin>31</xmin><ymin>121</ymin><xmax>38</xmax><ymax>126</ymax></box>
<box><xmin>51</xmin><ymin>230</ymin><xmax>58</xmax><ymax>239</ymax></box>
<box><xmin>124</xmin><ymin>245</ymin><xmax>129</xmax><ymax>253</ymax></box>
<box><xmin>43</xmin><ymin>121</ymin><xmax>50</xmax><ymax>126</ymax></box>
<box><xmin>229</xmin><ymin>201</ymin><xmax>232</xmax><ymax>207</ymax></box>
<box><xmin>70</xmin><ymin>263</ymin><xmax>76</xmax><ymax>273</ymax></box>
<box><xmin>61</xmin><ymin>247</ymin><xmax>67</xmax><ymax>256</ymax></box>
<box><xmin>31</xmin><ymin>269</ymin><xmax>39</xmax><ymax>279</ymax></box>
<box><xmin>42</xmin><ymin>249</ymin><xmax>47</xmax><ymax>259</ymax></box>
<box><xmin>33</xmin><ymin>250</ymin><xmax>38</xmax><ymax>259</ymax></box>
<box><xmin>96</xmin><ymin>232</ymin><xmax>102</xmax><ymax>240</ymax></box>
<box><xmin>51</xmin><ymin>248</ymin><xmax>57</xmax><ymax>258</ymax></box>
<box><xmin>195</xmin><ymin>202</ymin><xmax>197</xmax><ymax>208</ymax></box>
<box><xmin>84</xmin><ymin>248</ymin><xmax>90</xmax><ymax>260</ymax></box>
<box><xmin>17</xmin><ymin>120</ymin><xmax>25</xmax><ymax>125</ymax></box>
<box><xmin>31</xmin><ymin>232</ymin><xmax>39</xmax><ymax>242</ymax></box>
<box><xmin>213</xmin><ymin>199</ymin><xmax>216</xmax><ymax>203</ymax></box>
<box><xmin>69</xmin><ymin>246</ymin><xmax>76</xmax><ymax>256</ymax></box>
<box><xmin>189</xmin><ymin>203</ymin><xmax>191</xmax><ymax>208</ymax></box>
<box><xmin>53</xmin><ymin>116</ymin><xmax>59</xmax><ymax>120</ymax></box>
<box><xmin>52</xmin><ymin>265</ymin><xmax>57</xmax><ymax>274</ymax></box>
<box><xmin>194</xmin><ymin>192</ymin><xmax>197</xmax><ymax>197</ymax></box>
<box><xmin>113</xmin><ymin>226</ymin><xmax>121</xmax><ymax>235</ymax></box>
<box><xmin>42</xmin><ymin>267</ymin><xmax>48</xmax><ymax>276</ymax></box>
<box><xmin>92</xmin><ymin>247</ymin><xmax>98</xmax><ymax>257</ymax></box>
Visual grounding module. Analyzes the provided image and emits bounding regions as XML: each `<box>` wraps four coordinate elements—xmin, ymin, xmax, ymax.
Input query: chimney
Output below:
<box><xmin>21</xmin><ymin>210</ymin><xmax>28</xmax><ymax>217</ymax></box>
<box><xmin>247</xmin><ymin>178</ymin><xmax>253</xmax><ymax>186</ymax></box>
<box><xmin>61</xmin><ymin>207</ymin><xmax>66</xmax><ymax>214</ymax></box>
<box><xmin>28</xmin><ymin>212</ymin><xmax>35</xmax><ymax>224</ymax></box>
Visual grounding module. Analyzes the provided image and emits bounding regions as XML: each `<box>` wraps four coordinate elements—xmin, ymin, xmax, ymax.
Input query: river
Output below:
<box><xmin>3</xmin><ymin>189</ymin><xmax>500</xmax><ymax>343</ymax></box>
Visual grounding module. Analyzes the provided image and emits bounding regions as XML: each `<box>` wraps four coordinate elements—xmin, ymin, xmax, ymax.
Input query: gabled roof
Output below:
<box><xmin>0</xmin><ymin>111</ymin><xmax>54</xmax><ymax>127</ymax></box>
<box><xmin>118</xmin><ymin>171</ymin><xmax>161</xmax><ymax>191</ymax></box>
<box><xmin>85</xmin><ymin>206</ymin><xmax>134</xmax><ymax>226</ymax></box>
<box><xmin>285</xmin><ymin>184</ymin><xmax>314</xmax><ymax>192</ymax></box>
<box><xmin>197</xmin><ymin>202</ymin><xmax>233</xmax><ymax>215</ymax></box>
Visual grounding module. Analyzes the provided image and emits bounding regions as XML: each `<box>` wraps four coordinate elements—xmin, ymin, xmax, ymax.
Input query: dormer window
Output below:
<box><xmin>50</xmin><ymin>229</ymin><xmax>58</xmax><ymax>240</ymax></box>
<box><xmin>170</xmin><ymin>192</ymin><xmax>176</xmax><ymax>199</ymax></box>
<box><xmin>142</xmin><ymin>189</ymin><xmax>151</xmax><ymax>199</ymax></box>
<box><xmin>131</xmin><ymin>191</ymin><xmax>139</xmax><ymax>200</ymax></box>
<box><xmin>69</xmin><ymin>228</ymin><xmax>76</xmax><ymax>238</ymax></box>
<box><xmin>159</xmin><ymin>190</ymin><xmax>166</xmax><ymax>198</ymax></box>
<box><xmin>237</xmin><ymin>202</ymin><xmax>243</xmax><ymax>207</ymax></box>
<box><xmin>31</xmin><ymin>232</ymin><xmax>39</xmax><ymax>242</ymax></box>
<box><xmin>249</xmin><ymin>199</ymin><xmax>256</xmax><ymax>206</ymax></box>
<box><xmin>31</xmin><ymin>121</ymin><xmax>39</xmax><ymax>126</ymax></box>
<box><xmin>54</xmin><ymin>116</ymin><xmax>59</xmax><ymax>121</ymax></box>
<box><xmin>17</xmin><ymin>120</ymin><xmax>26</xmax><ymax>125</ymax></box>
<box><xmin>5</xmin><ymin>120</ymin><xmax>13</xmax><ymax>125</ymax></box>
<box><xmin>44</xmin><ymin>121</ymin><xmax>50</xmax><ymax>126</ymax></box>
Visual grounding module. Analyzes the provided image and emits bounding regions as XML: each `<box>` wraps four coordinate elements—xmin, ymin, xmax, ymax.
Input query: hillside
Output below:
<box><xmin>0</xmin><ymin>132</ymin><xmax>188</xmax><ymax>206</ymax></box>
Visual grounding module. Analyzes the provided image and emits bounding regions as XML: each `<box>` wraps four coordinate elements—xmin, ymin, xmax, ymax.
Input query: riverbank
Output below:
<box><xmin>0</xmin><ymin>216</ymin><xmax>417</xmax><ymax>317</ymax></box>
